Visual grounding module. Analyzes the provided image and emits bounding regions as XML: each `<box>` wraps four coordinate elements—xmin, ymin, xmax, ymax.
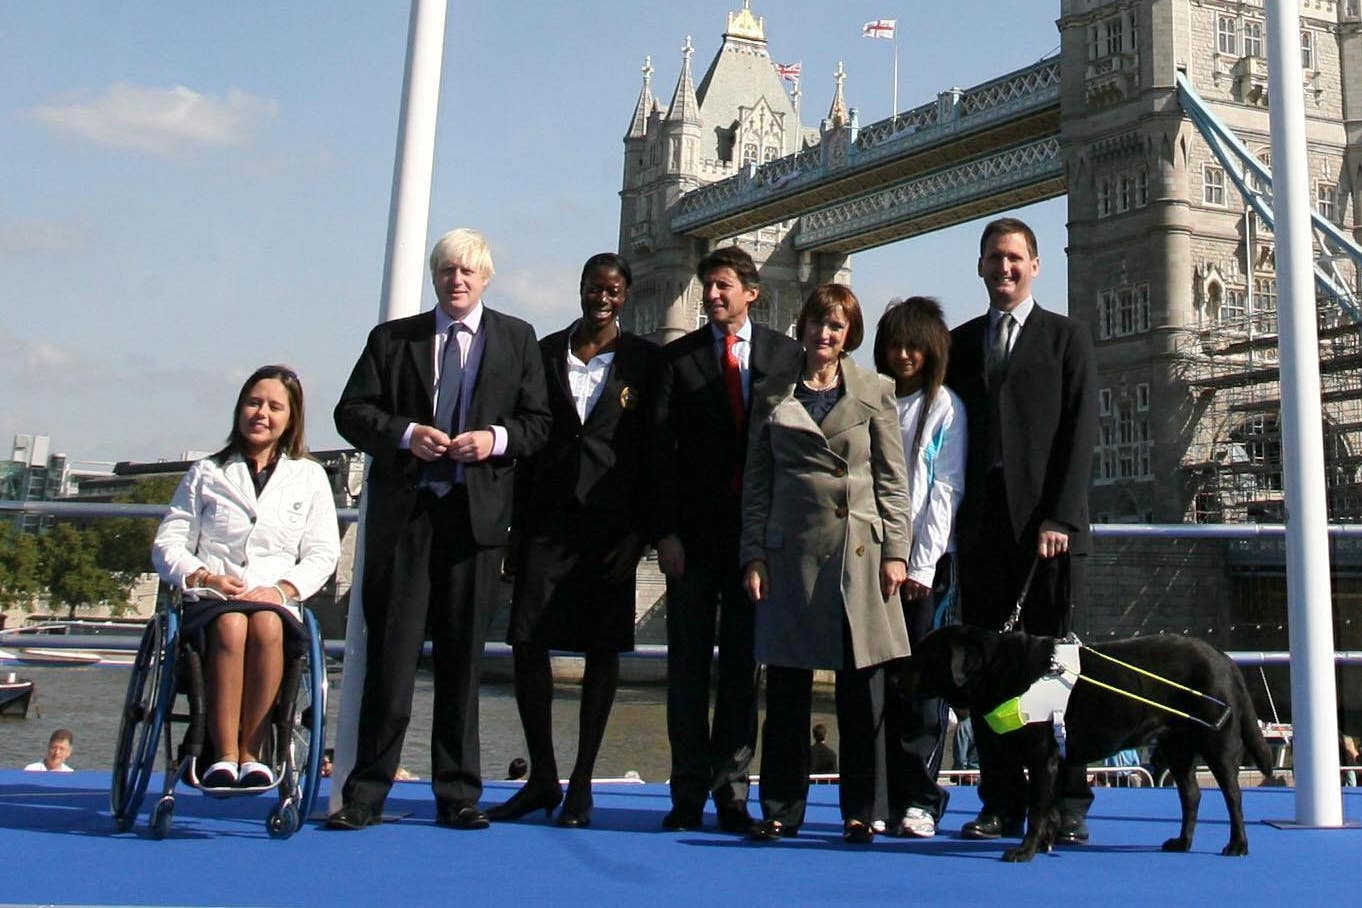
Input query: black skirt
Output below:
<box><xmin>180</xmin><ymin>598</ymin><xmax>308</xmax><ymax>659</ymax></box>
<box><xmin>507</xmin><ymin>510</ymin><xmax>637</xmax><ymax>653</ymax></box>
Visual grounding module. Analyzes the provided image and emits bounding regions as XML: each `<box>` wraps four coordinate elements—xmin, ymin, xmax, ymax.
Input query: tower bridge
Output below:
<box><xmin>619</xmin><ymin>0</ymin><xmax>1361</xmax><ymax>534</ymax></box>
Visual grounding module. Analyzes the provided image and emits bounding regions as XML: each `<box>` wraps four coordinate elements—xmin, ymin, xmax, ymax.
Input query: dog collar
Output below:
<box><xmin>982</xmin><ymin>643</ymin><xmax>1082</xmax><ymax>750</ymax></box>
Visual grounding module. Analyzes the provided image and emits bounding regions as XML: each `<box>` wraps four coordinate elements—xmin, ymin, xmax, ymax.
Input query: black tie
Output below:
<box><xmin>986</xmin><ymin>313</ymin><xmax>1014</xmax><ymax>392</ymax></box>
<box><xmin>434</xmin><ymin>324</ymin><xmax>465</xmax><ymax>434</ymax></box>
<box><xmin>422</xmin><ymin>324</ymin><xmax>464</xmax><ymax>496</ymax></box>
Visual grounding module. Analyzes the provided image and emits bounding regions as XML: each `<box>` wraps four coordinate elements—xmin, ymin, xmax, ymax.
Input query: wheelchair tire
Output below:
<box><xmin>268</xmin><ymin>803</ymin><xmax>300</xmax><ymax>839</ymax></box>
<box><xmin>110</xmin><ymin>609</ymin><xmax>179</xmax><ymax>831</ymax></box>
<box><xmin>294</xmin><ymin>608</ymin><xmax>327</xmax><ymax>823</ymax></box>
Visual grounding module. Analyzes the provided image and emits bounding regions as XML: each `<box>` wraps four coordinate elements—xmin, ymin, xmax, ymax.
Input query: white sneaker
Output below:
<box><xmin>897</xmin><ymin>807</ymin><xmax>936</xmax><ymax>838</ymax></box>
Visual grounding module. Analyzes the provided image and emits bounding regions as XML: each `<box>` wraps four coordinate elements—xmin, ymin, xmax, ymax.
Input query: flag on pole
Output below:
<box><xmin>775</xmin><ymin>61</ymin><xmax>802</xmax><ymax>83</ymax></box>
<box><xmin>862</xmin><ymin>18</ymin><xmax>896</xmax><ymax>39</ymax></box>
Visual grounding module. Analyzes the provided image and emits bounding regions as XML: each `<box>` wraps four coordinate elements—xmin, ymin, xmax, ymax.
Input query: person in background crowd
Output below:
<box><xmin>25</xmin><ymin>729</ymin><xmax>74</xmax><ymax>772</ymax></box>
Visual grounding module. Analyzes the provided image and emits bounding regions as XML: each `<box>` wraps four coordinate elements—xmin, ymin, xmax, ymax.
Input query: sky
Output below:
<box><xmin>0</xmin><ymin>1</ymin><xmax>1067</xmax><ymax>465</ymax></box>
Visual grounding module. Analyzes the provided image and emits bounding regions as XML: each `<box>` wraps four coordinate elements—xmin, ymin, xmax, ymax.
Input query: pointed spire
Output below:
<box><xmin>826</xmin><ymin>61</ymin><xmax>849</xmax><ymax>128</ymax></box>
<box><xmin>665</xmin><ymin>36</ymin><xmax>702</xmax><ymax>126</ymax></box>
<box><xmin>625</xmin><ymin>55</ymin><xmax>655</xmax><ymax>140</ymax></box>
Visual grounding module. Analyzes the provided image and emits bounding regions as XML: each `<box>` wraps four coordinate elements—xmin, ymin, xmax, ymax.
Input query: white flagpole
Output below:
<box><xmin>892</xmin><ymin>30</ymin><xmax>899</xmax><ymax>118</ymax></box>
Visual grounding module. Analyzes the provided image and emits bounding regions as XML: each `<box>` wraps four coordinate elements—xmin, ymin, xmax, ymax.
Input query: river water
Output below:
<box><xmin>1</xmin><ymin>665</ymin><xmax>838</xmax><ymax>782</ymax></box>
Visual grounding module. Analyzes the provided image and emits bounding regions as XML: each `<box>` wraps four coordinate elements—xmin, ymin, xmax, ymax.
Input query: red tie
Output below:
<box><xmin>723</xmin><ymin>334</ymin><xmax>746</xmax><ymax>494</ymax></box>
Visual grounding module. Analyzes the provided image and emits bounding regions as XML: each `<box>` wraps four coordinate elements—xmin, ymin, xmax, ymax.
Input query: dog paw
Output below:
<box><xmin>1221</xmin><ymin>841</ymin><xmax>1248</xmax><ymax>857</ymax></box>
<box><xmin>1002</xmin><ymin>846</ymin><xmax>1036</xmax><ymax>863</ymax></box>
<box><xmin>1161</xmin><ymin>837</ymin><xmax>1191</xmax><ymax>852</ymax></box>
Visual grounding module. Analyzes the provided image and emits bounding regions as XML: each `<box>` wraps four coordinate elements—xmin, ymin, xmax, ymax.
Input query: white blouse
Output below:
<box><xmin>151</xmin><ymin>453</ymin><xmax>341</xmax><ymax>618</ymax></box>
<box><xmin>896</xmin><ymin>386</ymin><xmax>967</xmax><ymax>587</ymax></box>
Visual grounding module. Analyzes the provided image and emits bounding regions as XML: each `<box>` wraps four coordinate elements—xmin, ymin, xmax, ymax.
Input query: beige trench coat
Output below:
<box><xmin>740</xmin><ymin>357</ymin><xmax>912</xmax><ymax>670</ymax></box>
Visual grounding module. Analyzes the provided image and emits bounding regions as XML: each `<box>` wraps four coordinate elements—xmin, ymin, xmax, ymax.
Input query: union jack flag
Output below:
<box><xmin>775</xmin><ymin>61</ymin><xmax>802</xmax><ymax>82</ymax></box>
<box><xmin>862</xmin><ymin>18</ymin><xmax>896</xmax><ymax>39</ymax></box>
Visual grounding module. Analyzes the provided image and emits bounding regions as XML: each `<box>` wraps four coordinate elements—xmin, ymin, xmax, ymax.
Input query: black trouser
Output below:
<box><xmin>664</xmin><ymin>552</ymin><xmax>758</xmax><ymax>812</ymax></box>
<box><xmin>958</xmin><ymin>470</ymin><xmax>1092</xmax><ymax>822</ymax></box>
<box><xmin>343</xmin><ymin>488</ymin><xmax>503</xmax><ymax>811</ymax></box>
<box><xmin>760</xmin><ymin>635</ymin><xmax>884</xmax><ymax>828</ymax></box>
<box><xmin>882</xmin><ymin>555</ymin><xmax>955</xmax><ymax>822</ymax></box>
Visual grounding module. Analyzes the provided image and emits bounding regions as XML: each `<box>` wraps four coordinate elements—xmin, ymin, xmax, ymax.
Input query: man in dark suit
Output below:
<box><xmin>945</xmin><ymin>217</ymin><xmax>1099</xmax><ymax>844</ymax></box>
<box><xmin>328</xmin><ymin>227</ymin><xmax>551</xmax><ymax>831</ymax></box>
<box><xmin>652</xmin><ymin>246</ymin><xmax>803</xmax><ymax>833</ymax></box>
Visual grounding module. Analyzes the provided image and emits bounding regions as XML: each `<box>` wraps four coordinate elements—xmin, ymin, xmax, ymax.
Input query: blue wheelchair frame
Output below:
<box><xmin>109</xmin><ymin>600</ymin><xmax>326</xmax><ymax>838</ymax></box>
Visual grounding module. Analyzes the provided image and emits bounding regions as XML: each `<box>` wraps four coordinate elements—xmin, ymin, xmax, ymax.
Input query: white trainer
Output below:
<box><xmin>897</xmin><ymin>807</ymin><xmax>936</xmax><ymax>838</ymax></box>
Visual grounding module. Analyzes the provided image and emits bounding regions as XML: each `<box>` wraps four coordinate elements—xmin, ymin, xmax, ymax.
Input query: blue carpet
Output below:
<box><xmin>2</xmin><ymin>771</ymin><xmax>1359</xmax><ymax>905</ymax></box>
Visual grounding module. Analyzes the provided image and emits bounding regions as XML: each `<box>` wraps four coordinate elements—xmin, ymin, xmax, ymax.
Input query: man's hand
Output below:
<box><xmin>410</xmin><ymin>424</ymin><xmax>453</xmax><ymax>462</ymax></box>
<box><xmin>449</xmin><ymin>429</ymin><xmax>495</xmax><ymax>462</ymax></box>
<box><xmin>657</xmin><ymin>534</ymin><xmax>686</xmax><ymax>578</ymax></box>
<box><xmin>1036</xmin><ymin>519</ymin><xmax>1071</xmax><ymax>559</ymax></box>
<box><xmin>880</xmin><ymin>559</ymin><xmax>908</xmax><ymax>600</ymax></box>
<box><xmin>743</xmin><ymin>560</ymin><xmax>769</xmax><ymax>603</ymax></box>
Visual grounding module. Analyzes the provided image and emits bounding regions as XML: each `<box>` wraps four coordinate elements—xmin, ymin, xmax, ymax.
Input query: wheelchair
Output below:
<box><xmin>110</xmin><ymin>598</ymin><xmax>326</xmax><ymax>838</ymax></box>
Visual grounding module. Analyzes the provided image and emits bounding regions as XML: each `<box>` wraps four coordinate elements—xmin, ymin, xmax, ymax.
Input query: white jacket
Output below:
<box><xmin>896</xmin><ymin>387</ymin><xmax>967</xmax><ymax>587</ymax></box>
<box><xmin>152</xmin><ymin>453</ymin><xmax>341</xmax><ymax>616</ymax></box>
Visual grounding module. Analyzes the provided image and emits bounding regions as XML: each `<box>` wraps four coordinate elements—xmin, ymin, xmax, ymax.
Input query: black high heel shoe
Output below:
<box><xmin>554</xmin><ymin>783</ymin><xmax>593</xmax><ymax>828</ymax></box>
<box><xmin>487</xmin><ymin>779</ymin><xmax>563</xmax><ymax>821</ymax></box>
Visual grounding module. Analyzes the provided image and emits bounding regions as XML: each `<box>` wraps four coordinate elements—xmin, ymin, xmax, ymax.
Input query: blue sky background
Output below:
<box><xmin>1</xmin><ymin>2</ymin><xmax>1066</xmax><ymax>462</ymax></box>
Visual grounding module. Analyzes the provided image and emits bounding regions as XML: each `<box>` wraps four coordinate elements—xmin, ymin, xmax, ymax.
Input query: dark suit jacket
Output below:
<box><xmin>946</xmin><ymin>303</ymin><xmax>1098</xmax><ymax>554</ymax></box>
<box><xmin>651</xmin><ymin>322</ymin><xmax>803</xmax><ymax>560</ymax></box>
<box><xmin>515</xmin><ymin>328</ymin><xmax>660</xmax><ymax>536</ymax></box>
<box><xmin>334</xmin><ymin>306</ymin><xmax>552</xmax><ymax>560</ymax></box>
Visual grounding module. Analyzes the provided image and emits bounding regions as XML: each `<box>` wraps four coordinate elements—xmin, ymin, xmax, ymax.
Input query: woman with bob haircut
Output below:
<box><xmin>740</xmin><ymin>283</ymin><xmax>912</xmax><ymax>844</ymax></box>
<box><xmin>152</xmin><ymin>364</ymin><xmax>340</xmax><ymax>790</ymax></box>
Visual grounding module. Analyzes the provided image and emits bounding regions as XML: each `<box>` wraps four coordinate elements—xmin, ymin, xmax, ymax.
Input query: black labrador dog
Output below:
<box><xmin>900</xmin><ymin>625</ymin><xmax>1274</xmax><ymax>861</ymax></box>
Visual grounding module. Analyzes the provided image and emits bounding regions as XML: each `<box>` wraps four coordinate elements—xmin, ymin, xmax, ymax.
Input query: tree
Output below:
<box><xmin>92</xmin><ymin>475</ymin><xmax>183</xmax><ymax>576</ymax></box>
<box><xmin>39</xmin><ymin>523</ymin><xmax>127</xmax><ymax>618</ymax></box>
<box><xmin>0</xmin><ymin>522</ymin><xmax>42</xmax><ymax>610</ymax></box>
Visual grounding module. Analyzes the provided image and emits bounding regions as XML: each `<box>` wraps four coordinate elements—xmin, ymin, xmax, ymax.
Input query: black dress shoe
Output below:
<box><xmin>325</xmin><ymin>802</ymin><xmax>381</xmax><ymax>830</ymax></box>
<box><xmin>843</xmin><ymin>819</ymin><xmax>875</xmax><ymax>844</ymax></box>
<box><xmin>716</xmin><ymin>805</ymin><xmax>754</xmax><ymax>834</ymax></box>
<box><xmin>555</xmin><ymin>785</ymin><xmax>593</xmax><ymax>828</ymax></box>
<box><xmin>661</xmin><ymin>806</ymin><xmax>704</xmax><ymax>831</ymax></box>
<box><xmin>748</xmin><ymin>819</ymin><xmax>798</xmax><ymax>841</ymax></box>
<box><xmin>437</xmin><ymin>804</ymin><xmax>491</xmax><ymax>830</ymax></box>
<box><xmin>961</xmin><ymin>812</ymin><xmax>1025</xmax><ymax>839</ymax></box>
<box><xmin>1056</xmin><ymin>814</ymin><xmax>1090</xmax><ymax>844</ymax></box>
<box><xmin>486</xmin><ymin>779</ymin><xmax>563</xmax><ymax>821</ymax></box>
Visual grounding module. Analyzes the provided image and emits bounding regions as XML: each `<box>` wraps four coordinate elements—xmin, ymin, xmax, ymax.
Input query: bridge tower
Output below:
<box><xmin>618</xmin><ymin>3</ymin><xmax>850</xmax><ymax>344</ymax></box>
<box><xmin>1057</xmin><ymin>0</ymin><xmax>1360</xmax><ymax>524</ymax></box>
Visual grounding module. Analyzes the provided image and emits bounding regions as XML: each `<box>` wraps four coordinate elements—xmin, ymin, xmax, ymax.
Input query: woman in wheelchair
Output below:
<box><xmin>151</xmin><ymin>364</ymin><xmax>340</xmax><ymax>790</ymax></box>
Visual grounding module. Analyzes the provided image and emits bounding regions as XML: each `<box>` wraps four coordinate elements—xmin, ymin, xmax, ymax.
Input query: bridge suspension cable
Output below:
<box><xmin>1174</xmin><ymin>71</ymin><xmax>1362</xmax><ymax>322</ymax></box>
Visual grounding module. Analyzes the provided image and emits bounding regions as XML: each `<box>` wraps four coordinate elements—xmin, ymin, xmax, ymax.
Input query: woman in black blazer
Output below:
<box><xmin>488</xmin><ymin>253</ymin><xmax>659</xmax><ymax>828</ymax></box>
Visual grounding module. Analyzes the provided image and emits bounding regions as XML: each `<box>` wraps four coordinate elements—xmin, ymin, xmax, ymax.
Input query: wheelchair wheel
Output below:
<box><xmin>295</xmin><ymin>608</ymin><xmax>327</xmax><ymax>821</ymax></box>
<box><xmin>267</xmin><ymin>803</ymin><xmax>300</xmax><ymax>839</ymax></box>
<box><xmin>111</xmin><ymin>608</ymin><xmax>179</xmax><ymax>831</ymax></box>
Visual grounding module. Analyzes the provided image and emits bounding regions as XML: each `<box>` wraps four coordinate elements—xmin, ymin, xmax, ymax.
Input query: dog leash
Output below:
<box><xmin>999</xmin><ymin>559</ymin><xmax>1039</xmax><ymax>633</ymax></box>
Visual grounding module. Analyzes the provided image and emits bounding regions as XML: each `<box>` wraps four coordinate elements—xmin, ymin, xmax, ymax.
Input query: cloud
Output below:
<box><xmin>30</xmin><ymin>83</ymin><xmax>278</xmax><ymax>157</ymax></box>
<box><xmin>492</xmin><ymin>264</ymin><xmax>580</xmax><ymax>334</ymax></box>
<box><xmin>0</xmin><ymin>220</ymin><xmax>90</xmax><ymax>257</ymax></box>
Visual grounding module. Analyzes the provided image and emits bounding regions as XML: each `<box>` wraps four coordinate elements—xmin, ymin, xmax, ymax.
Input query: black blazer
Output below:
<box><xmin>514</xmin><ymin>328</ymin><xmax>660</xmax><ymax>536</ymax></box>
<box><xmin>946</xmin><ymin>303</ymin><xmax>1098</xmax><ymax>554</ymax></box>
<box><xmin>651</xmin><ymin>322</ymin><xmax>803</xmax><ymax>556</ymax></box>
<box><xmin>334</xmin><ymin>306</ymin><xmax>552</xmax><ymax>555</ymax></box>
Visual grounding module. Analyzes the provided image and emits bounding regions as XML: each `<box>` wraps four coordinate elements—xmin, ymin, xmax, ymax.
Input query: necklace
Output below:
<box><xmin>802</xmin><ymin>368</ymin><xmax>841</xmax><ymax>392</ymax></box>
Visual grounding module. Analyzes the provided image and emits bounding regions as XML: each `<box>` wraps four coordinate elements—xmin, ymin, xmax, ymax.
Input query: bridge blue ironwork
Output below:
<box><xmin>669</xmin><ymin>56</ymin><xmax>1062</xmax><ymax>252</ymax></box>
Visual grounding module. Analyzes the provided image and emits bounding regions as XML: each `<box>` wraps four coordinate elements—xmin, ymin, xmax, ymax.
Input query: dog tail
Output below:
<box><xmin>1231</xmin><ymin>665</ymin><xmax>1276</xmax><ymax>778</ymax></box>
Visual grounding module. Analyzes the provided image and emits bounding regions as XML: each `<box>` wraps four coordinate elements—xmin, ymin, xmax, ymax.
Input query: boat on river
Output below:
<box><xmin>0</xmin><ymin>619</ymin><xmax>145</xmax><ymax>667</ymax></box>
<box><xmin>0</xmin><ymin>672</ymin><xmax>35</xmax><ymax>717</ymax></box>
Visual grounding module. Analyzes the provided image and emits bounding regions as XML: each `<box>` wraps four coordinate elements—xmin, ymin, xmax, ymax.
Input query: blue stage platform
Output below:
<box><xmin>3</xmin><ymin>771</ymin><xmax>1359</xmax><ymax>905</ymax></box>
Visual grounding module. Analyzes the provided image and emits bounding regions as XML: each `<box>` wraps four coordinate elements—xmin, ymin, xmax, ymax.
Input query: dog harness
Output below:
<box><xmin>983</xmin><ymin>643</ymin><xmax>1081</xmax><ymax>757</ymax></box>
